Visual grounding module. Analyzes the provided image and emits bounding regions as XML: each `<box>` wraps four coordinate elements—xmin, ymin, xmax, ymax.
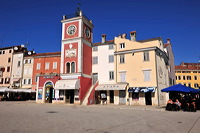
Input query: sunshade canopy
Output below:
<box><xmin>161</xmin><ymin>84</ymin><xmax>199</xmax><ymax>93</ymax></box>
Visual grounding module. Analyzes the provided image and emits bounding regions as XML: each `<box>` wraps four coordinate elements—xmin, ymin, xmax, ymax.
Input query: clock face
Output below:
<box><xmin>67</xmin><ymin>25</ymin><xmax>76</xmax><ymax>35</ymax></box>
<box><xmin>85</xmin><ymin>27</ymin><xmax>90</xmax><ymax>38</ymax></box>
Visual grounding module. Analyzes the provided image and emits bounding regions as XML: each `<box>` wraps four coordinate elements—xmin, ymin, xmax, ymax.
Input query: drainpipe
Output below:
<box><xmin>155</xmin><ymin>50</ymin><xmax>160</xmax><ymax>106</ymax></box>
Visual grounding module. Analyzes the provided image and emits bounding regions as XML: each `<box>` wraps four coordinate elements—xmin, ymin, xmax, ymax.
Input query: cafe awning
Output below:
<box><xmin>95</xmin><ymin>84</ymin><xmax>127</xmax><ymax>90</ymax></box>
<box><xmin>0</xmin><ymin>88</ymin><xmax>35</xmax><ymax>93</ymax></box>
<box><xmin>128</xmin><ymin>87</ymin><xmax>156</xmax><ymax>93</ymax></box>
<box><xmin>54</xmin><ymin>79</ymin><xmax>80</xmax><ymax>90</ymax></box>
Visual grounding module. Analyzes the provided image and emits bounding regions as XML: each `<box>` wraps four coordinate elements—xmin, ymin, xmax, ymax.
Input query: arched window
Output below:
<box><xmin>66</xmin><ymin>62</ymin><xmax>70</xmax><ymax>73</ymax></box>
<box><xmin>71</xmin><ymin>62</ymin><xmax>75</xmax><ymax>73</ymax></box>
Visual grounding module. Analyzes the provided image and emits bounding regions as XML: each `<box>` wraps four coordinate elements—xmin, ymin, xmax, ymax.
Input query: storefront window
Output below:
<box><xmin>132</xmin><ymin>93</ymin><xmax>139</xmax><ymax>100</ymax></box>
<box><xmin>59</xmin><ymin>90</ymin><xmax>64</xmax><ymax>100</ymax></box>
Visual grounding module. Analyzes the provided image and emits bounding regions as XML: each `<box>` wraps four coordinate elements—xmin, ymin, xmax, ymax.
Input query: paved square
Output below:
<box><xmin>0</xmin><ymin>101</ymin><xmax>200</xmax><ymax>133</ymax></box>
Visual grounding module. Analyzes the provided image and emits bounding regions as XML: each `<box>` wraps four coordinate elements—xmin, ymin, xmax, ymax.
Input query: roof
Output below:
<box><xmin>0</xmin><ymin>45</ymin><xmax>25</xmax><ymax>50</ymax></box>
<box><xmin>93</xmin><ymin>40</ymin><xmax>114</xmax><ymax>46</ymax></box>
<box><xmin>175</xmin><ymin>65</ymin><xmax>200</xmax><ymax>70</ymax></box>
<box><xmin>138</xmin><ymin>37</ymin><xmax>162</xmax><ymax>43</ymax></box>
<box><xmin>31</xmin><ymin>52</ymin><xmax>61</xmax><ymax>57</ymax></box>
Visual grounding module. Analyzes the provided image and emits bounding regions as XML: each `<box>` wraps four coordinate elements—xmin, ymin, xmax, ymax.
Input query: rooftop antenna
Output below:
<box><xmin>76</xmin><ymin>2</ymin><xmax>81</xmax><ymax>16</ymax></box>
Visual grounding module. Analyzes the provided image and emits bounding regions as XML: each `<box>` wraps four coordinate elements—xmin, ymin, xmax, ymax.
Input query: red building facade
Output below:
<box><xmin>36</xmin><ymin>9</ymin><xmax>94</xmax><ymax>104</ymax></box>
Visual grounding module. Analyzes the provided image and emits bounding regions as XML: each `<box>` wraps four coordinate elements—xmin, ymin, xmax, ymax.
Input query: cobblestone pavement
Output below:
<box><xmin>0</xmin><ymin>101</ymin><xmax>200</xmax><ymax>133</ymax></box>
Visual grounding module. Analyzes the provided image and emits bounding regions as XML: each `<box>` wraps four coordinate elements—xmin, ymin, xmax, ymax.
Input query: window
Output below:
<box><xmin>132</xmin><ymin>93</ymin><xmax>139</xmax><ymax>100</ymax></box>
<box><xmin>93</xmin><ymin>56</ymin><xmax>98</xmax><ymax>64</ymax></box>
<box><xmin>178</xmin><ymin>76</ymin><xmax>181</xmax><ymax>80</ymax></box>
<box><xmin>182</xmin><ymin>71</ymin><xmax>191</xmax><ymax>73</ymax></box>
<box><xmin>17</xmin><ymin>61</ymin><xmax>21</xmax><ymax>67</ymax></box>
<box><xmin>120</xmin><ymin>72</ymin><xmax>126</xmax><ymax>82</ymax></box>
<box><xmin>143</xmin><ymin>51</ymin><xmax>149</xmax><ymax>61</ymax></box>
<box><xmin>194</xmin><ymin>76</ymin><xmax>197</xmax><ymax>80</ymax></box>
<box><xmin>36</xmin><ymin>63</ymin><xmax>41</xmax><ymax>70</ymax></box>
<box><xmin>176</xmin><ymin>71</ymin><xmax>181</xmax><ymax>73</ymax></box>
<box><xmin>120</xmin><ymin>43</ymin><xmax>125</xmax><ymax>49</ymax></box>
<box><xmin>188</xmin><ymin>83</ymin><xmax>191</xmax><ymax>87</ymax></box>
<box><xmin>9</xmin><ymin>50</ymin><xmax>12</xmax><ymax>53</ymax></box>
<box><xmin>187</xmin><ymin>76</ymin><xmax>191</xmax><ymax>80</ymax></box>
<box><xmin>93</xmin><ymin>46</ymin><xmax>98</xmax><ymax>51</ymax></box>
<box><xmin>3</xmin><ymin>51</ymin><xmax>5</xmax><ymax>54</ymax></box>
<box><xmin>5</xmin><ymin>78</ymin><xmax>9</xmax><ymax>84</ymax></box>
<box><xmin>45</xmin><ymin>62</ymin><xmax>49</xmax><ymax>70</ymax></box>
<box><xmin>28</xmin><ymin>79</ymin><xmax>31</xmax><ymax>84</ymax></box>
<box><xmin>7</xmin><ymin>66</ymin><xmax>10</xmax><ymax>72</ymax></box>
<box><xmin>23</xmin><ymin>79</ymin><xmax>26</xmax><ymax>85</ymax></box>
<box><xmin>194</xmin><ymin>83</ymin><xmax>199</xmax><ymax>88</ymax></box>
<box><xmin>193</xmin><ymin>71</ymin><xmax>197</xmax><ymax>73</ymax></box>
<box><xmin>109</xmin><ymin>71</ymin><xmax>114</xmax><ymax>80</ymax></box>
<box><xmin>71</xmin><ymin>62</ymin><xmax>75</xmax><ymax>73</ymax></box>
<box><xmin>53</xmin><ymin>62</ymin><xmax>57</xmax><ymax>69</ymax></box>
<box><xmin>183</xmin><ymin>76</ymin><xmax>186</xmax><ymax>80</ymax></box>
<box><xmin>25</xmin><ymin>59</ymin><xmax>28</xmax><ymax>64</ymax></box>
<box><xmin>66</xmin><ymin>62</ymin><xmax>70</xmax><ymax>73</ymax></box>
<box><xmin>0</xmin><ymin>78</ymin><xmax>3</xmax><ymax>84</ymax></box>
<box><xmin>120</xmin><ymin>55</ymin><xmax>125</xmax><ymax>63</ymax></box>
<box><xmin>109</xmin><ymin>44</ymin><xmax>114</xmax><ymax>49</ymax></box>
<box><xmin>109</xmin><ymin>55</ymin><xmax>114</xmax><ymax>63</ymax></box>
<box><xmin>8</xmin><ymin>58</ymin><xmax>11</xmax><ymax>63</ymax></box>
<box><xmin>143</xmin><ymin>70</ymin><xmax>151</xmax><ymax>81</ymax></box>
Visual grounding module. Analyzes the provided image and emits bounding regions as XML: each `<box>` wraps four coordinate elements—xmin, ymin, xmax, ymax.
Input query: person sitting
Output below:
<box><xmin>166</xmin><ymin>99</ymin><xmax>174</xmax><ymax>111</ymax></box>
<box><xmin>190</xmin><ymin>101</ymin><xmax>196</xmax><ymax>112</ymax></box>
<box><xmin>174</xmin><ymin>99</ymin><xmax>181</xmax><ymax>111</ymax></box>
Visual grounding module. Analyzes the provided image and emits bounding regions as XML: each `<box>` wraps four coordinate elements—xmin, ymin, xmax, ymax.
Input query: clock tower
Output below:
<box><xmin>61</xmin><ymin>8</ymin><xmax>93</xmax><ymax>74</ymax></box>
<box><xmin>58</xmin><ymin>8</ymin><xmax>94</xmax><ymax>104</ymax></box>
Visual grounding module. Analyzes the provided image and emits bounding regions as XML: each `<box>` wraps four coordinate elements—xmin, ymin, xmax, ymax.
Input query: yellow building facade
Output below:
<box><xmin>175</xmin><ymin>62</ymin><xmax>200</xmax><ymax>89</ymax></box>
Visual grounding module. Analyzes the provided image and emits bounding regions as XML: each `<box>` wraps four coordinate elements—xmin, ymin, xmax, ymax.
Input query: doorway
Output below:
<box><xmin>119</xmin><ymin>90</ymin><xmax>126</xmax><ymax>105</ymax></box>
<box><xmin>110</xmin><ymin>90</ymin><xmax>114</xmax><ymax>103</ymax></box>
<box><xmin>145</xmin><ymin>92</ymin><xmax>152</xmax><ymax>105</ymax></box>
<box><xmin>45</xmin><ymin>87</ymin><xmax>53</xmax><ymax>103</ymax></box>
<box><xmin>65</xmin><ymin>90</ymin><xmax>74</xmax><ymax>104</ymax></box>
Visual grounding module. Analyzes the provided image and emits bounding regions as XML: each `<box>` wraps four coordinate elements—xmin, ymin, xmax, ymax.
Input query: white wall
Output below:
<box><xmin>92</xmin><ymin>44</ymin><xmax>115</xmax><ymax>84</ymax></box>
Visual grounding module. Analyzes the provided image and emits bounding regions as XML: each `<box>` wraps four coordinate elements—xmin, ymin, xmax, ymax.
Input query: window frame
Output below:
<box><xmin>143</xmin><ymin>51</ymin><xmax>150</xmax><ymax>61</ymax></box>
<box><xmin>119</xmin><ymin>54</ymin><xmax>125</xmax><ymax>63</ymax></box>
<box><xmin>109</xmin><ymin>71</ymin><xmax>114</xmax><ymax>80</ymax></box>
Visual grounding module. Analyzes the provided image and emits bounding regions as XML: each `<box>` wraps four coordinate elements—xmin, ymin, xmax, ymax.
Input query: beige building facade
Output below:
<box><xmin>0</xmin><ymin>46</ymin><xmax>13</xmax><ymax>88</ymax></box>
<box><xmin>114</xmin><ymin>33</ymin><xmax>169</xmax><ymax>106</ymax></box>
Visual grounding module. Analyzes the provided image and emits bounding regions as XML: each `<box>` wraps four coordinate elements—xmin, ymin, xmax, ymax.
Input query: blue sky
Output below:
<box><xmin>0</xmin><ymin>0</ymin><xmax>200</xmax><ymax>65</ymax></box>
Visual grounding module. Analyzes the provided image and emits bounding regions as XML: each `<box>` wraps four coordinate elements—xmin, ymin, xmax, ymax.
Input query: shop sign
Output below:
<box><xmin>43</xmin><ymin>76</ymin><xmax>54</xmax><ymax>79</ymax></box>
<box><xmin>61</xmin><ymin>75</ymin><xmax>79</xmax><ymax>80</ymax></box>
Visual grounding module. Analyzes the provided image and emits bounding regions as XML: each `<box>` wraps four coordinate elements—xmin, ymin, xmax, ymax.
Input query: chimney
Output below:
<box><xmin>121</xmin><ymin>34</ymin><xmax>127</xmax><ymax>39</ymax></box>
<box><xmin>102</xmin><ymin>34</ymin><xmax>106</xmax><ymax>43</ymax></box>
<box><xmin>167</xmin><ymin>38</ymin><xmax>170</xmax><ymax>44</ymax></box>
<box><xmin>63</xmin><ymin>15</ymin><xmax>66</xmax><ymax>20</ymax></box>
<box><xmin>130</xmin><ymin>31</ymin><xmax>136</xmax><ymax>41</ymax></box>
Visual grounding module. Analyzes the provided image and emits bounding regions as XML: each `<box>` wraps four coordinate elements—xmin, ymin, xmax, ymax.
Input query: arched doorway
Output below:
<box><xmin>45</xmin><ymin>82</ymin><xmax>54</xmax><ymax>103</ymax></box>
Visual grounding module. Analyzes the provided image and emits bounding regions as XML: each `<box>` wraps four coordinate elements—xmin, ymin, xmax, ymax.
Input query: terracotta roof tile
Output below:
<box><xmin>31</xmin><ymin>52</ymin><xmax>61</xmax><ymax>57</ymax></box>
